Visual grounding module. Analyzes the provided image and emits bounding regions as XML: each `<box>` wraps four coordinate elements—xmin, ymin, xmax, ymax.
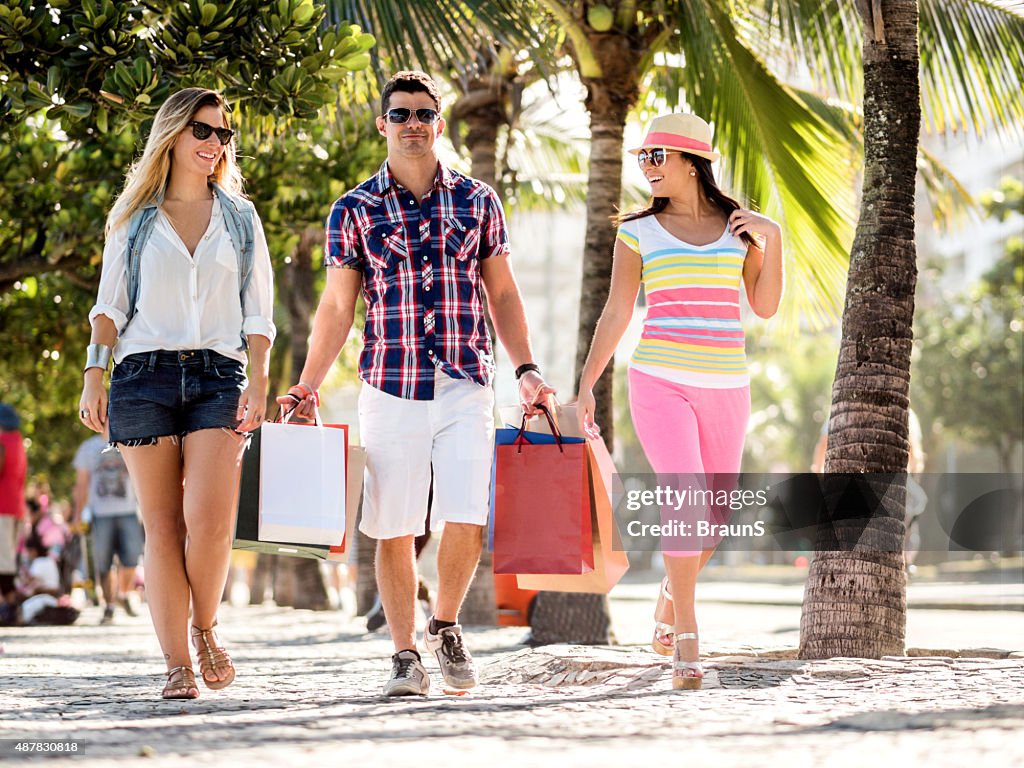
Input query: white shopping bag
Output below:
<box><xmin>257</xmin><ymin>417</ymin><xmax>347</xmax><ymax>546</ymax></box>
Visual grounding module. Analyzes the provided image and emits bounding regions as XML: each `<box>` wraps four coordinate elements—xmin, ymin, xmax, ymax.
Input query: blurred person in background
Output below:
<box><xmin>15</xmin><ymin>533</ymin><xmax>79</xmax><ymax>626</ymax></box>
<box><xmin>72</xmin><ymin>426</ymin><xmax>145</xmax><ymax>624</ymax></box>
<box><xmin>0</xmin><ymin>403</ymin><xmax>28</xmax><ymax>625</ymax></box>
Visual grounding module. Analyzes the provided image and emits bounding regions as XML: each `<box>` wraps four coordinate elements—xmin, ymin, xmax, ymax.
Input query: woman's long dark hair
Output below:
<box><xmin>615</xmin><ymin>153</ymin><xmax>757</xmax><ymax>247</ymax></box>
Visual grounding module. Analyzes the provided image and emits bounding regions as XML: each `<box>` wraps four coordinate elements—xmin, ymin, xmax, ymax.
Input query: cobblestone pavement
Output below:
<box><xmin>2</xmin><ymin>598</ymin><xmax>1023</xmax><ymax>768</ymax></box>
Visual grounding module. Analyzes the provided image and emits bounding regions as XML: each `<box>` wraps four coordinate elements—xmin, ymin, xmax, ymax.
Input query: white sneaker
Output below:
<box><xmin>424</xmin><ymin>621</ymin><xmax>477</xmax><ymax>691</ymax></box>
<box><xmin>383</xmin><ymin>650</ymin><xmax>430</xmax><ymax>697</ymax></box>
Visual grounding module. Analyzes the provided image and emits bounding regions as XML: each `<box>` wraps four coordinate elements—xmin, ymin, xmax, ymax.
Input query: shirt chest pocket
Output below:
<box><xmin>443</xmin><ymin>217</ymin><xmax>482</xmax><ymax>263</ymax></box>
<box><xmin>366</xmin><ymin>223</ymin><xmax>410</xmax><ymax>273</ymax></box>
<box><xmin>215</xmin><ymin>239</ymin><xmax>239</xmax><ymax>273</ymax></box>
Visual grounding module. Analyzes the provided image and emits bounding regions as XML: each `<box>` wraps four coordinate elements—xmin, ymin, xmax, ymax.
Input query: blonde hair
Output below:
<box><xmin>106</xmin><ymin>88</ymin><xmax>244</xmax><ymax>234</ymax></box>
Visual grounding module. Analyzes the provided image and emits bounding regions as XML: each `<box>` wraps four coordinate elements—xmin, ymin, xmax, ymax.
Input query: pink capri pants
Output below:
<box><xmin>627</xmin><ymin>368</ymin><xmax>750</xmax><ymax>557</ymax></box>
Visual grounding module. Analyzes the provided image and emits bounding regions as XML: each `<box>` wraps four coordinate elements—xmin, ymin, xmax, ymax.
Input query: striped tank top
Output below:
<box><xmin>617</xmin><ymin>215</ymin><xmax>750</xmax><ymax>388</ymax></box>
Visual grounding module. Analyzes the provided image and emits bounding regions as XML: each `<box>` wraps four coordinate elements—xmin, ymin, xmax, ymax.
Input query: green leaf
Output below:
<box><xmin>47</xmin><ymin>66</ymin><xmax>61</xmax><ymax>95</ymax></box>
<box><xmin>64</xmin><ymin>101</ymin><xmax>94</xmax><ymax>118</ymax></box>
<box><xmin>132</xmin><ymin>57</ymin><xmax>151</xmax><ymax>84</ymax></box>
<box><xmin>201</xmin><ymin>3</ymin><xmax>218</xmax><ymax>25</ymax></box>
<box><xmin>338</xmin><ymin>51</ymin><xmax>371</xmax><ymax>71</ymax></box>
<box><xmin>294</xmin><ymin>3</ymin><xmax>316</xmax><ymax>25</ymax></box>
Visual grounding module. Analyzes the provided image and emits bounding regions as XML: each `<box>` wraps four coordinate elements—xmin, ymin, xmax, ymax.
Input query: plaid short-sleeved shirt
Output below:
<box><xmin>325</xmin><ymin>161</ymin><xmax>510</xmax><ymax>400</ymax></box>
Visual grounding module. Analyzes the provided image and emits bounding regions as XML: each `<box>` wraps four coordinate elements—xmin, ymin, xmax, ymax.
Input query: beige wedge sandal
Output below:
<box><xmin>652</xmin><ymin>576</ymin><xmax>674</xmax><ymax>656</ymax></box>
<box><xmin>191</xmin><ymin>621</ymin><xmax>236</xmax><ymax>691</ymax></box>
<box><xmin>672</xmin><ymin>632</ymin><xmax>704</xmax><ymax>690</ymax></box>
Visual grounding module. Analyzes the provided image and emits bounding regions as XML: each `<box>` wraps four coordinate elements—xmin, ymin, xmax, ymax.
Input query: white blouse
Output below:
<box><xmin>89</xmin><ymin>198</ymin><xmax>276</xmax><ymax>366</ymax></box>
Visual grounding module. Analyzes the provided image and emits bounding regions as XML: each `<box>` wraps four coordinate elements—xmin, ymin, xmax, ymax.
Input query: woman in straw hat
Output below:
<box><xmin>576</xmin><ymin>113</ymin><xmax>783</xmax><ymax>689</ymax></box>
<box><xmin>78</xmin><ymin>88</ymin><xmax>275</xmax><ymax>699</ymax></box>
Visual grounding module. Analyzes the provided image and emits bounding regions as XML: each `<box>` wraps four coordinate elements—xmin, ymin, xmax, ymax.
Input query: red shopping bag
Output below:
<box><xmin>516</xmin><ymin>436</ymin><xmax>629</xmax><ymax>593</ymax></box>
<box><xmin>492</xmin><ymin>407</ymin><xmax>594</xmax><ymax>575</ymax></box>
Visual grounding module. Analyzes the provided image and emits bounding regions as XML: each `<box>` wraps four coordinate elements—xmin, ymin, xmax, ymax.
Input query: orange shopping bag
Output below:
<box><xmin>516</xmin><ymin>434</ymin><xmax>630</xmax><ymax>593</ymax></box>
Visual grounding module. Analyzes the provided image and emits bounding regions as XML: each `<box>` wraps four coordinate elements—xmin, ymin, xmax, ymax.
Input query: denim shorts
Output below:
<box><xmin>108</xmin><ymin>349</ymin><xmax>247</xmax><ymax>446</ymax></box>
<box><xmin>90</xmin><ymin>513</ymin><xmax>145</xmax><ymax>573</ymax></box>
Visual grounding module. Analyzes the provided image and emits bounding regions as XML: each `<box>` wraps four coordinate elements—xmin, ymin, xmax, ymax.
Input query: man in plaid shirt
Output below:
<box><xmin>280</xmin><ymin>71</ymin><xmax>554</xmax><ymax>697</ymax></box>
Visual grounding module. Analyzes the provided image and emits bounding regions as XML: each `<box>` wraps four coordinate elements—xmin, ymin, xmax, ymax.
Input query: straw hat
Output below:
<box><xmin>628</xmin><ymin>113</ymin><xmax>720</xmax><ymax>162</ymax></box>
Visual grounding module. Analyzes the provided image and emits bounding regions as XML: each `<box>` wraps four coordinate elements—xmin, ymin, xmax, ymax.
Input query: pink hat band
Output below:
<box><xmin>642</xmin><ymin>132</ymin><xmax>713</xmax><ymax>153</ymax></box>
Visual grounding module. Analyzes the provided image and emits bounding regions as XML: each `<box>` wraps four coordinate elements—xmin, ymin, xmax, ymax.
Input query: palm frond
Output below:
<box><xmin>499</xmin><ymin>77</ymin><xmax>592</xmax><ymax>209</ymax></box>
<box><xmin>534</xmin><ymin>0</ymin><xmax>602</xmax><ymax>77</ymax></box>
<box><xmin>651</xmin><ymin>0</ymin><xmax>860</xmax><ymax>332</ymax></box>
<box><xmin>756</xmin><ymin>0</ymin><xmax>1024</xmax><ymax>140</ymax></box>
<box><xmin>755</xmin><ymin>0</ymin><xmax>863</xmax><ymax>106</ymax></box>
<box><xmin>324</xmin><ymin>1</ymin><xmax>550</xmax><ymax>84</ymax></box>
<box><xmin>917</xmin><ymin>143</ymin><xmax>980</xmax><ymax>230</ymax></box>
<box><xmin>919</xmin><ymin>0</ymin><xmax>1024</xmax><ymax>139</ymax></box>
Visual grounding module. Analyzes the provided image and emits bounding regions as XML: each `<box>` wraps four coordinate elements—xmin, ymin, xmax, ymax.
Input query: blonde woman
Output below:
<box><xmin>78</xmin><ymin>88</ymin><xmax>275</xmax><ymax>699</ymax></box>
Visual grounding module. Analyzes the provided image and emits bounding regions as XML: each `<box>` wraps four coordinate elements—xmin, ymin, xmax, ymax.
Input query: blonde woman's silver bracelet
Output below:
<box><xmin>84</xmin><ymin>343</ymin><xmax>112</xmax><ymax>372</ymax></box>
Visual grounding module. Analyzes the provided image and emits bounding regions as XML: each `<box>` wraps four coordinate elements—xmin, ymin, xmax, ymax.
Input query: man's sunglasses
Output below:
<box><xmin>187</xmin><ymin>120</ymin><xmax>235</xmax><ymax>145</ymax></box>
<box><xmin>637</xmin><ymin>148</ymin><xmax>681</xmax><ymax>168</ymax></box>
<box><xmin>382</xmin><ymin>107</ymin><xmax>440</xmax><ymax>125</ymax></box>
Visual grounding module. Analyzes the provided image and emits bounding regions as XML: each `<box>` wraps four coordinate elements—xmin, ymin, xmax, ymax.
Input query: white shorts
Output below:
<box><xmin>357</xmin><ymin>372</ymin><xmax>495</xmax><ymax>539</ymax></box>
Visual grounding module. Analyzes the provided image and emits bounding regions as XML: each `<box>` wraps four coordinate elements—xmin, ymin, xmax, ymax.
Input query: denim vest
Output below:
<box><xmin>124</xmin><ymin>184</ymin><xmax>256</xmax><ymax>345</ymax></box>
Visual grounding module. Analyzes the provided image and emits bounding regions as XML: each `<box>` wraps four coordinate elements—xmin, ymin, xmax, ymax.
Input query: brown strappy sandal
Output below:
<box><xmin>162</xmin><ymin>666</ymin><xmax>199</xmax><ymax>700</ymax></box>
<box><xmin>190</xmin><ymin>621</ymin><xmax>235</xmax><ymax>690</ymax></box>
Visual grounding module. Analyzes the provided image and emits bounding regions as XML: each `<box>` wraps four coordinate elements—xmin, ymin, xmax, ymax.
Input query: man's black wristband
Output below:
<box><xmin>515</xmin><ymin>363</ymin><xmax>541</xmax><ymax>380</ymax></box>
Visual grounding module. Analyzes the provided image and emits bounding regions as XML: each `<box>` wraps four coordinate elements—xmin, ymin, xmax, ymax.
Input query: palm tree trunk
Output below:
<box><xmin>453</xmin><ymin>74</ymin><xmax>505</xmax><ymax>191</ymax></box>
<box><xmin>284</xmin><ymin>227</ymin><xmax>319</xmax><ymax>379</ymax></box>
<box><xmin>448</xmin><ymin>72</ymin><xmax>512</xmax><ymax>625</ymax></box>
<box><xmin>574</xmin><ymin>44</ymin><xmax>641</xmax><ymax>448</ymax></box>
<box><xmin>528</xmin><ymin>27</ymin><xmax>644</xmax><ymax>646</ymax></box>
<box><xmin>355</xmin><ymin>530</ymin><xmax>377</xmax><ymax>615</ymax></box>
<box><xmin>800</xmin><ymin>0</ymin><xmax>921</xmax><ymax>659</ymax></box>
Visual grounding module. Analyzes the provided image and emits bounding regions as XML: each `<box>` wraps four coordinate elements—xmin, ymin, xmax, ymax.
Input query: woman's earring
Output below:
<box><xmin>689</xmin><ymin>170</ymin><xmax>697</xmax><ymax>177</ymax></box>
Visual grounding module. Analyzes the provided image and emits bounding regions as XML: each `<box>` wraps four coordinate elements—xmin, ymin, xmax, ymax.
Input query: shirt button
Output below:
<box><xmin>428</xmin><ymin>351</ymin><xmax>435</xmax><ymax>357</ymax></box>
<box><xmin>408</xmin><ymin>199</ymin><xmax>415</xmax><ymax>206</ymax></box>
<box><xmin>422</xmin><ymin>255</ymin><xmax>429</xmax><ymax>262</ymax></box>
<box><xmin>424</xmin><ymin>285</ymin><xmax>431</xmax><ymax>291</ymax></box>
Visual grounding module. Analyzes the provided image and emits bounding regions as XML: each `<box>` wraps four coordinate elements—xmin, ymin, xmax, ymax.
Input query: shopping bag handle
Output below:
<box><xmin>274</xmin><ymin>404</ymin><xmax>324</xmax><ymax>427</ymax></box>
<box><xmin>515</xmin><ymin>403</ymin><xmax>564</xmax><ymax>453</ymax></box>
